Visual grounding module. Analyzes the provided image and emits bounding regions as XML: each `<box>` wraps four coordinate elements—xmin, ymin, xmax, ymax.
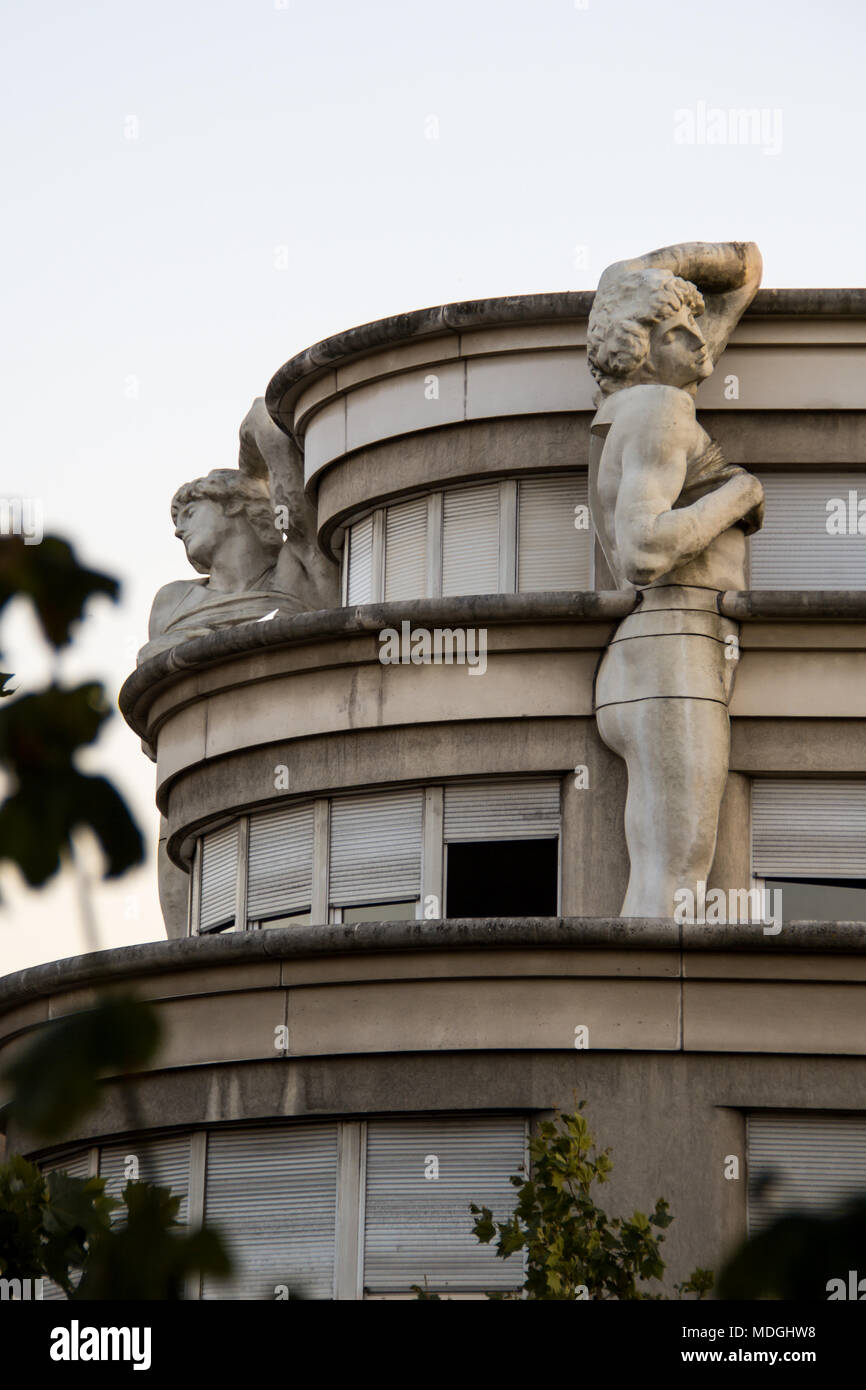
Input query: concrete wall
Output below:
<box><xmin>3</xmin><ymin>924</ymin><xmax>866</xmax><ymax>1289</ymax></box>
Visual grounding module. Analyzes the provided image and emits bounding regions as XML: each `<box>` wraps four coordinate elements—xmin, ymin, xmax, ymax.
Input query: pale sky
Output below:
<box><xmin>1</xmin><ymin>0</ymin><xmax>864</xmax><ymax>977</ymax></box>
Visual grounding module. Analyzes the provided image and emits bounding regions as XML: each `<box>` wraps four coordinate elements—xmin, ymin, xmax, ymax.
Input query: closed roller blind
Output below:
<box><xmin>752</xmin><ymin>780</ymin><xmax>866</xmax><ymax>879</ymax></box>
<box><xmin>385</xmin><ymin>497</ymin><xmax>427</xmax><ymax>600</ymax></box>
<box><xmin>248</xmin><ymin>803</ymin><xmax>314</xmax><ymax>920</ymax></box>
<box><xmin>363</xmin><ymin>1116</ymin><xmax>527</xmax><ymax>1293</ymax></box>
<box><xmin>202</xmin><ymin>1124</ymin><xmax>338</xmax><ymax>1300</ymax></box>
<box><xmin>518</xmin><ymin>474</ymin><xmax>591</xmax><ymax>591</ymax></box>
<box><xmin>40</xmin><ymin>1150</ymin><xmax>93</xmax><ymax>1301</ymax></box>
<box><xmin>347</xmin><ymin>513</ymin><xmax>374</xmax><ymax>605</ymax></box>
<box><xmin>747</xmin><ymin>1114</ymin><xmax>866</xmax><ymax>1235</ymax></box>
<box><xmin>99</xmin><ymin>1135</ymin><xmax>191</xmax><ymax>1226</ymax></box>
<box><xmin>442</xmin><ymin>485</ymin><xmax>500</xmax><ymax>596</ymax></box>
<box><xmin>751</xmin><ymin>472</ymin><xmax>866</xmax><ymax>589</ymax></box>
<box><xmin>444</xmin><ymin>779</ymin><xmax>561</xmax><ymax>842</ymax></box>
<box><xmin>329</xmin><ymin>789</ymin><xmax>423</xmax><ymax>906</ymax></box>
<box><xmin>199</xmin><ymin>824</ymin><xmax>239</xmax><ymax>931</ymax></box>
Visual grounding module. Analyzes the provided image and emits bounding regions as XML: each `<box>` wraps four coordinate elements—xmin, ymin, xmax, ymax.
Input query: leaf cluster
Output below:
<box><xmin>470</xmin><ymin>1103</ymin><xmax>713</xmax><ymax>1301</ymax></box>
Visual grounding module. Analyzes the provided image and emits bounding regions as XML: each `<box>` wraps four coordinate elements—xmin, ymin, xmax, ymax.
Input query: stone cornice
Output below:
<box><xmin>3</xmin><ymin>917</ymin><xmax>866</xmax><ymax>1014</ymax></box>
<box><xmin>266</xmin><ymin>288</ymin><xmax>866</xmax><ymax>434</ymax></box>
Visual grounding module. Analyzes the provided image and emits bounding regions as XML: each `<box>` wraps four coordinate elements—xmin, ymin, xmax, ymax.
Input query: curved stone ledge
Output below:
<box><xmin>721</xmin><ymin>590</ymin><xmax>866</xmax><ymax>620</ymax></box>
<box><xmin>119</xmin><ymin>590</ymin><xmax>866</xmax><ymax>741</ymax></box>
<box><xmin>3</xmin><ymin>917</ymin><xmax>866</xmax><ymax>1014</ymax></box>
<box><xmin>119</xmin><ymin>591</ymin><xmax>637</xmax><ymax>739</ymax></box>
<box><xmin>266</xmin><ymin>288</ymin><xmax>866</xmax><ymax>439</ymax></box>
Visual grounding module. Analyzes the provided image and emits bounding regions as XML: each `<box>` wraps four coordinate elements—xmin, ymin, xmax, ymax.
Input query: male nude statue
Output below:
<box><xmin>587</xmin><ymin>242</ymin><xmax>764</xmax><ymax>918</ymax></box>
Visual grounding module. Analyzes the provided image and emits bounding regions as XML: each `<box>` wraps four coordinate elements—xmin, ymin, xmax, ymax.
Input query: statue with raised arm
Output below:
<box><xmin>138</xmin><ymin>397</ymin><xmax>338</xmax><ymax>663</ymax></box>
<box><xmin>587</xmin><ymin>241</ymin><xmax>764</xmax><ymax>918</ymax></box>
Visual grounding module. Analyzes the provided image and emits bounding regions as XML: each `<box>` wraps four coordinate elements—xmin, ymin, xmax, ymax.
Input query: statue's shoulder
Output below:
<box><xmin>148</xmin><ymin>577</ymin><xmax>207</xmax><ymax>638</ymax></box>
<box><xmin>596</xmin><ymin>384</ymin><xmax>696</xmax><ymax>429</ymax></box>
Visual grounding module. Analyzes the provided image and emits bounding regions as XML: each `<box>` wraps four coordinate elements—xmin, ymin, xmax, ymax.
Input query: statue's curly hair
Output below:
<box><xmin>587</xmin><ymin>269</ymin><xmax>705</xmax><ymax>398</ymax></box>
<box><xmin>171</xmin><ymin>470</ymin><xmax>283</xmax><ymax>557</ymax></box>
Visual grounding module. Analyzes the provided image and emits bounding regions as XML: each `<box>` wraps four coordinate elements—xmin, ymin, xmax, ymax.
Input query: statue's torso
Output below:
<box><xmin>589</xmin><ymin>386</ymin><xmax>748</xmax><ymax>593</ymax></box>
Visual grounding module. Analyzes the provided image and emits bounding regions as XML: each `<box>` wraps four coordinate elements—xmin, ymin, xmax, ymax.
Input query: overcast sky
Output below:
<box><xmin>1</xmin><ymin>0</ymin><xmax>863</xmax><ymax>976</ymax></box>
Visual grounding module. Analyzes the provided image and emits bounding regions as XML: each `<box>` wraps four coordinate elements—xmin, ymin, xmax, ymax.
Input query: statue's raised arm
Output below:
<box><xmin>595</xmin><ymin>240</ymin><xmax>762</xmax><ymax>372</ymax></box>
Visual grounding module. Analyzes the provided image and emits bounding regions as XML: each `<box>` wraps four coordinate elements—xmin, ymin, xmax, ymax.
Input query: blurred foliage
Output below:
<box><xmin>0</xmin><ymin>535</ymin><xmax>118</xmax><ymax>652</ymax></box>
<box><xmin>0</xmin><ymin>1155</ymin><xmax>114</xmax><ymax>1294</ymax></box>
<box><xmin>0</xmin><ymin>1156</ymin><xmax>229</xmax><ymax>1299</ymax></box>
<box><xmin>0</xmin><ymin>533</ymin><xmax>231</xmax><ymax>1299</ymax></box>
<box><xmin>468</xmin><ymin>1103</ymin><xmax>714</xmax><ymax>1301</ymax></box>
<box><xmin>0</xmin><ymin>535</ymin><xmax>143</xmax><ymax>889</ymax></box>
<box><xmin>718</xmin><ymin>1199</ymin><xmax>866</xmax><ymax>1300</ymax></box>
<box><xmin>2</xmin><ymin>995</ymin><xmax>162</xmax><ymax>1141</ymax></box>
<box><xmin>77</xmin><ymin>1180</ymin><xmax>230</xmax><ymax>1300</ymax></box>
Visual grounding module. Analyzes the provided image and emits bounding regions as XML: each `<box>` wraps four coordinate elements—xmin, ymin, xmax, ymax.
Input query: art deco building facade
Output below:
<box><xmin>1</xmin><ymin>288</ymin><xmax>865</xmax><ymax>1297</ymax></box>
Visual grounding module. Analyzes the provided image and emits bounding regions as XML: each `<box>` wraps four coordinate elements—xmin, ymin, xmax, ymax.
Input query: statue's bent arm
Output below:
<box><xmin>612</xmin><ymin>392</ymin><xmax>764</xmax><ymax>586</ymax></box>
<box><xmin>597</xmin><ymin>240</ymin><xmax>762</xmax><ymax>365</ymax></box>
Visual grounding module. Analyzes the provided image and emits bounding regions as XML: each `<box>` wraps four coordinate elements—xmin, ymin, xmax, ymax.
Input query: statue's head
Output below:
<box><xmin>170</xmin><ymin>469</ymin><xmax>282</xmax><ymax>576</ymax></box>
<box><xmin>587</xmin><ymin>268</ymin><xmax>710</xmax><ymax>399</ymax></box>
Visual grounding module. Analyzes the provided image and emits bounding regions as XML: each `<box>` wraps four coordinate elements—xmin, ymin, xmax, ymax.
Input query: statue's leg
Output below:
<box><xmin>597</xmin><ymin>697</ymin><xmax>731</xmax><ymax>918</ymax></box>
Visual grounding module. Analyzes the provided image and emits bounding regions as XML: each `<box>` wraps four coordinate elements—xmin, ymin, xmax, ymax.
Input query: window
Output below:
<box><xmin>446</xmin><ymin>839</ymin><xmax>558</xmax><ymax>917</ymax></box>
<box><xmin>195</xmin><ymin>778</ymin><xmax>562</xmax><ymax>933</ymax></box>
<box><xmin>747</xmin><ymin>1113</ymin><xmax>866</xmax><ymax>1235</ymax></box>
<box><xmin>362</xmin><ymin>1116</ymin><xmax>527</xmax><ymax>1296</ymax></box>
<box><xmin>202</xmin><ymin>1124</ymin><xmax>339</xmax><ymax>1301</ymax></box>
<box><xmin>343</xmin><ymin>474</ymin><xmax>591</xmax><ymax>604</ymax></box>
<box><xmin>751</xmin><ymin>779</ymin><xmax>866</xmax><ymax>920</ymax></box>
<box><xmin>328</xmin><ymin>789</ymin><xmax>423</xmax><ymax>917</ymax></box>
<box><xmin>39</xmin><ymin>1115</ymin><xmax>529</xmax><ymax>1300</ymax></box>
<box><xmin>199</xmin><ymin>824</ymin><xmax>239</xmax><ymax>933</ymax></box>
<box><xmin>247</xmin><ymin>804</ymin><xmax>314</xmax><ymax>925</ymax></box>
<box><xmin>443</xmin><ymin>779</ymin><xmax>561</xmax><ymax>917</ymax></box>
<box><xmin>750</xmin><ymin>471</ymin><xmax>866</xmax><ymax>589</ymax></box>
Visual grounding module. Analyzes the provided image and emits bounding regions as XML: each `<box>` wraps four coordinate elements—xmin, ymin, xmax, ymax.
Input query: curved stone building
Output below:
<box><xmin>1</xmin><ymin>288</ymin><xmax>865</xmax><ymax>1298</ymax></box>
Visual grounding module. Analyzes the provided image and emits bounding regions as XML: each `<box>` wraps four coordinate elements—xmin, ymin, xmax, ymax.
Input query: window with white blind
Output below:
<box><xmin>751</xmin><ymin>779</ymin><xmax>866</xmax><ymax>921</ymax></box>
<box><xmin>363</xmin><ymin>1115</ymin><xmax>527</xmax><ymax>1296</ymax></box>
<box><xmin>38</xmin><ymin>1114</ymin><xmax>529</xmax><ymax>1300</ymax></box>
<box><xmin>343</xmin><ymin>474</ymin><xmax>592</xmax><ymax>604</ymax></box>
<box><xmin>99</xmin><ymin>1134</ymin><xmax>191</xmax><ymax>1225</ymax></box>
<box><xmin>747</xmin><ymin>1113</ymin><xmax>866</xmax><ymax>1235</ymax></box>
<box><xmin>751</xmin><ymin>471</ymin><xmax>866</xmax><ymax>589</ymax></box>
<box><xmin>247</xmin><ymin>803</ymin><xmax>314</xmax><ymax>924</ymax></box>
<box><xmin>196</xmin><ymin>777</ymin><xmax>564</xmax><ymax>932</ymax></box>
<box><xmin>202</xmin><ymin>1124</ymin><xmax>339</xmax><ymax>1300</ymax></box>
<box><xmin>384</xmin><ymin>496</ymin><xmax>428</xmax><ymax>601</ymax></box>
<box><xmin>346</xmin><ymin>511</ymin><xmax>374</xmax><ymax>605</ymax></box>
<box><xmin>441</xmin><ymin>484</ymin><xmax>501</xmax><ymax>596</ymax></box>
<box><xmin>199</xmin><ymin>824</ymin><xmax>239</xmax><ymax>932</ymax></box>
<box><xmin>517</xmin><ymin>473</ymin><xmax>591</xmax><ymax>592</ymax></box>
<box><xmin>329</xmin><ymin>789</ymin><xmax>423</xmax><ymax>916</ymax></box>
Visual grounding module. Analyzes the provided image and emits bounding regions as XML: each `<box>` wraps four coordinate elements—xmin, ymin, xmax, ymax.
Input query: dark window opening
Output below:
<box><xmin>446</xmin><ymin>839</ymin><xmax>558</xmax><ymax>917</ymax></box>
<box><xmin>764</xmin><ymin>878</ymin><xmax>866</xmax><ymax>921</ymax></box>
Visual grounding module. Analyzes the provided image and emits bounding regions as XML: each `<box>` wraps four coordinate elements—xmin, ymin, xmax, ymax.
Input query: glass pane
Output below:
<box><xmin>200</xmin><ymin>920</ymin><xmax>240</xmax><ymax>934</ymax></box>
<box><xmin>764</xmin><ymin>879</ymin><xmax>866</xmax><ymax>921</ymax></box>
<box><xmin>342</xmin><ymin>901</ymin><xmax>418</xmax><ymax>923</ymax></box>
<box><xmin>258</xmin><ymin>912</ymin><xmax>312</xmax><ymax>928</ymax></box>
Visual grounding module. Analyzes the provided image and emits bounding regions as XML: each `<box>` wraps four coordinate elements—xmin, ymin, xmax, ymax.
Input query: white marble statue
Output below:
<box><xmin>587</xmin><ymin>242</ymin><xmax>764</xmax><ymax>918</ymax></box>
<box><xmin>139</xmin><ymin>398</ymin><xmax>338</xmax><ymax>663</ymax></box>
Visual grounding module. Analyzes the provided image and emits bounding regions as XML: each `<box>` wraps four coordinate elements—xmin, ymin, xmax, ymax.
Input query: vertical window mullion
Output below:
<box><xmin>426</xmin><ymin>492</ymin><xmax>443</xmax><ymax>597</ymax></box>
<box><xmin>498</xmin><ymin>480</ymin><xmax>517</xmax><ymax>594</ymax></box>
<box><xmin>184</xmin><ymin>1131</ymin><xmax>207</xmax><ymax>1301</ymax></box>
<box><xmin>335</xmin><ymin>1121</ymin><xmax>364</xmax><ymax>1300</ymax></box>
<box><xmin>422</xmin><ymin>786</ymin><xmax>444</xmax><ymax>919</ymax></box>
<box><xmin>312</xmin><ymin>798</ymin><xmax>330</xmax><ymax>924</ymax></box>
<box><xmin>236</xmin><ymin>816</ymin><xmax>249</xmax><ymax>931</ymax></box>
<box><xmin>371</xmin><ymin>508</ymin><xmax>385</xmax><ymax>601</ymax></box>
<box><xmin>190</xmin><ymin>839</ymin><xmax>201</xmax><ymax>936</ymax></box>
